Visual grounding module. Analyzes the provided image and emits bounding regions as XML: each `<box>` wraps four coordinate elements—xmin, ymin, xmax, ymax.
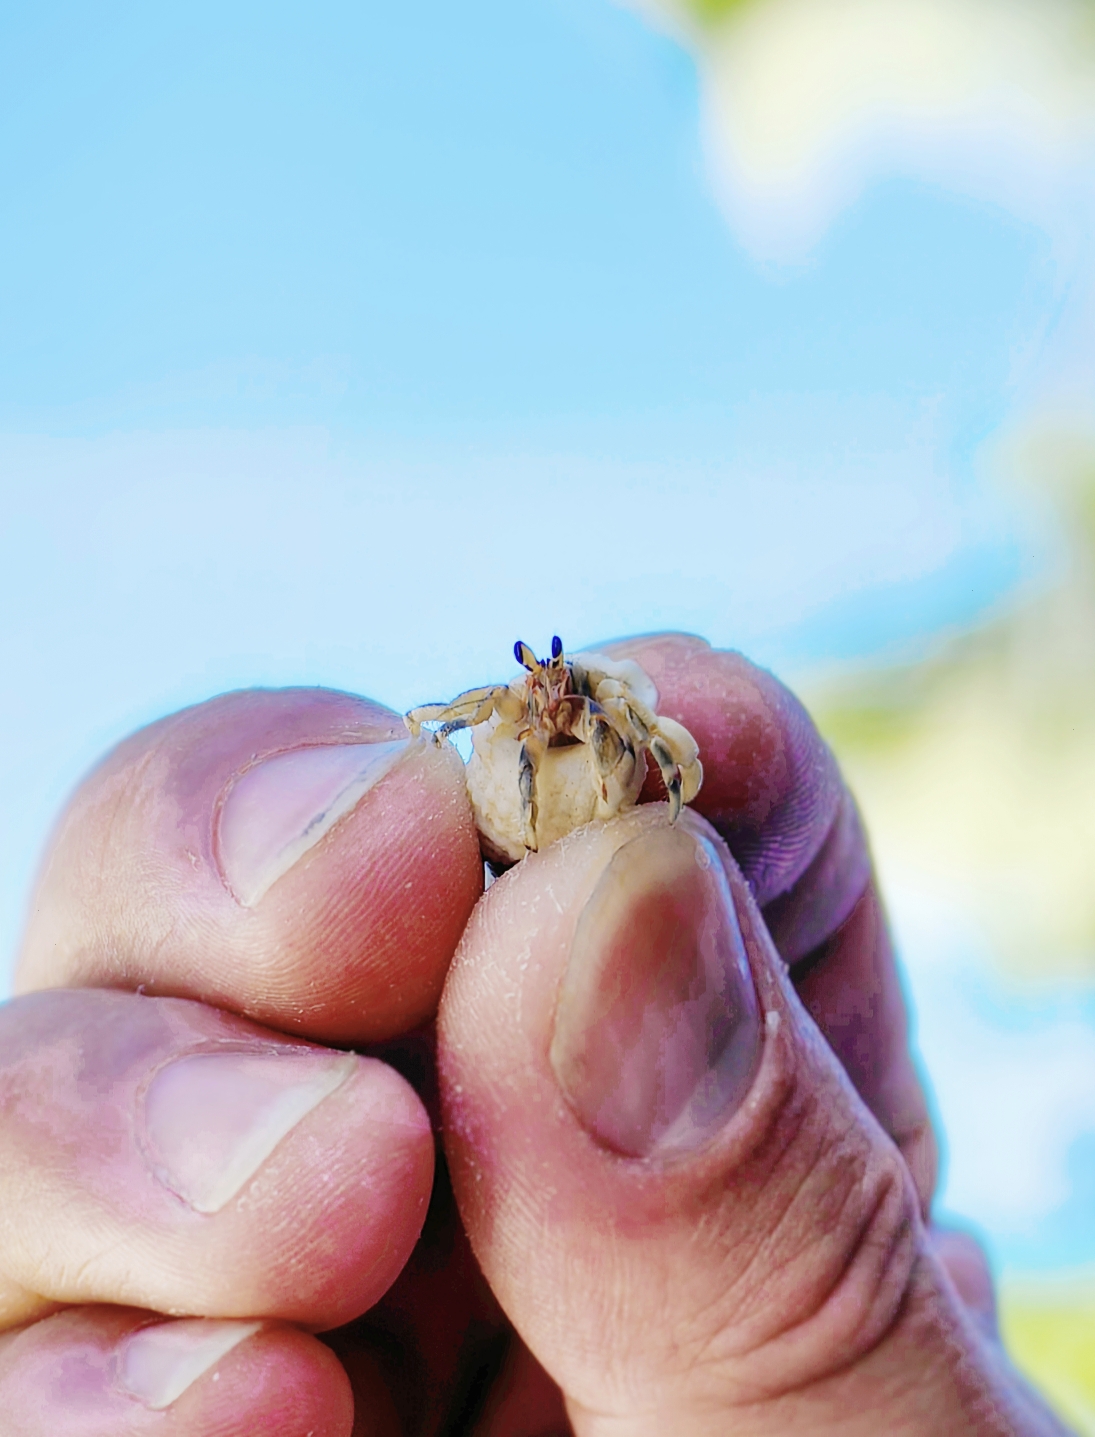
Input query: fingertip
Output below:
<box><xmin>603</xmin><ymin>634</ymin><xmax>843</xmax><ymax>905</ymax></box>
<box><xmin>176</xmin><ymin>1322</ymin><xmax>356</xmax><ymax>1435</ymax></box>
<box><xmin>0</xmin><ymin>1309</ymin><xmax>355</xmax><ymax>1437</ymax></box>
<box><xmin>591</xmin><ymin>639</ymin><xmax>935</xmax><ymax>1212</ymax></box>
<box><xmin>240</xmin><ymin>735</ymin><xmax>483</xmax><ymax>1040</ymax></box>
<box><xmin>762</xmin><ymin>789</ymin><xmax>871</xmax><ymax>964</ymax></box>
<box><xmin>18</xmin><ymin>689</ymin><xmax>484</xmax><ymax>1043</ymax></box>
<box><xmin>597</xmin><ymin>631</ymin><xmax>712</xmax><ymax>671</ymax></box>
<box><xmin>0</xmin><ymin>991</ymin><xmax>436</xmax><ymax>1332</ymax></box>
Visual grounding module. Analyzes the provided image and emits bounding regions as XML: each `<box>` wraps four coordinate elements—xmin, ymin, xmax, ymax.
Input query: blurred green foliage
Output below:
<box><xmin>679</xmin><ymin>0</ymin><xmax>755</xmax><ymax>24</ymax></box>
<box><xmin>1002</xmin><ymin>1285</ymin><xmax>1095</xmax><ymax>1436</ymax></box>
<box><xmin>806</xmin><ymin>455</ymin><xmax>1095</xmax><ymax>979</ymax></box>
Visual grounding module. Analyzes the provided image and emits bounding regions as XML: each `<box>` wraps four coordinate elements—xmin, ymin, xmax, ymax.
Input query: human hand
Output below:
<box><xmin>0</xmin><ymin>636</ymin><xmax>1070</xmax><ymax>1434</ymax></box>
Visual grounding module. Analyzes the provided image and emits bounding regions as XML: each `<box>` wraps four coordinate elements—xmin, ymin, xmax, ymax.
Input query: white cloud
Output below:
<box><xmin>635</xmin><ymin>0</ymin><xmax>1095</xmax><ymax>262</ymax></box>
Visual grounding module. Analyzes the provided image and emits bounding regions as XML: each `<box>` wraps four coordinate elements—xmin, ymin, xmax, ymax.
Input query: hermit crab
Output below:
<box><xmin>405</xmin><ymin>636</ymin><xmax>703</xmax><ymax>865</ymax></box>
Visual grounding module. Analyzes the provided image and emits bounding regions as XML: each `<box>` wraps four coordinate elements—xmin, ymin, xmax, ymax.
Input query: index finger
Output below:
<box><xmin>16</xmin><ymin>687</ymin><xmax>483</xmax><ymax>1044</ymax></box>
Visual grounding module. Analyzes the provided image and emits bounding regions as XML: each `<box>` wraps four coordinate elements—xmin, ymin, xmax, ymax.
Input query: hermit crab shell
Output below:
<box><xmin>467</xmin><ymin>652</ymin><xmax>658</xmax><ymax>866</ymax></box>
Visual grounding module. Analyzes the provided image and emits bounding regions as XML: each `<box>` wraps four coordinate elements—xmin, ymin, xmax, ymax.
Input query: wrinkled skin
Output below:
<box><xmin>0</xmin><ymin>635</ymin><xmax>1069</xmax><ymax>1436</ymax></box>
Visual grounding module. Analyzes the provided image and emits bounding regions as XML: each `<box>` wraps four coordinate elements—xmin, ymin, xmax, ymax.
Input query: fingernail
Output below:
<box><xmin>217</xmin><ymin>740</ymin><xmax>409</xmax><ymax>906</ymax></box>
<box><xmin>550</xmin><ymin>826</ymin><xmax>761</xmax><ymax>1158</ymax></box>
<box><xmin>140</xmin><ymin>1047</ymin><xmax>357</xmax><ymax>1212</ymax></box>
<box><xmin>117</xmin><ymin>1318</ymin><xmax>262</xmax><ymax>1409</ymax></box>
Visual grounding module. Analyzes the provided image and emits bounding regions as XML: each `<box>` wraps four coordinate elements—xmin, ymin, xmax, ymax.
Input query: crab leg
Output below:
<box><xmin>648</xmin><ymin>735</ymin><xmax>684</xmax><ymax>822</ymax></box>
<box><xmin>404</xmin><ymin>685</ymin><xmax>502</xmax><ymax>738</ymax></box>
<box><xmin>564</xmin><ymin>696</ymin><xmax>631</xmax><ymax>802</ymax></box>
<box><xmin>604</xmin><ymin>695</ymin><xmax>689</xmax><ymax>822</ymax></box>
<box><xmin>517</xmin><ymin>738</ymin><xmax>541</xmax><ymax>850</ymax></box>
<box><xmin>650</xmin><ymin>716</ymin><xmax>703</xmax><ymax>821</ymax></box>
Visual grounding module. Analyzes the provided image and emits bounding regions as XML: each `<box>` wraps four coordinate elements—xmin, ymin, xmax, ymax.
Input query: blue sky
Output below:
<box><xmin>0</xmin><ymin>0</ymin><xmax>1061</xmax><ymax>966</ymax></box>
<box><xmin>2</xmin><ymin>0</ymin><xmax>1054</xmax><ymax>436</ymax></box>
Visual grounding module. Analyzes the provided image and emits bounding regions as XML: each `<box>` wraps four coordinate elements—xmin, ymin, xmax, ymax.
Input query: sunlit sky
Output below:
<box><xmin>0</xmin><ymin>1</ymin><xmax>1066</xmax><ymax>975</ymax></box>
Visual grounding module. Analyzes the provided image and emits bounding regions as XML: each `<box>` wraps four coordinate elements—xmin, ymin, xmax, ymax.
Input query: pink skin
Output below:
<box><xmin>0</xmin><ymin>1308</ymin><xmax>354</xmax><ymax>1437</ymax></box>
<box><xmin>0</xmin><ymin>991</ymin><xmax>433</xmax><ymax>1328</ymax></box>
<box><xmin>608</xmin><ymin>635</ymin><xmax>846</xmax><ymax>907</ymax></box>
<box><xmin>440</xmin><ymin>806</ymin><xmax>1016</xmax><ymax>1433</ymax></box>
<box><xmin>19</xmin><ymin>688</ymin><xmax>484</xmax><ymax>1043</ymax></box>
<box><xmin>0</xmin><ymin>638</ymin><xmax>1066</xmax><ymax>1435</ymax></box>
<box><xmin>604</xmin><ymin>635</ymin><xmax>935</xmax><ymax>1205</ymax></box>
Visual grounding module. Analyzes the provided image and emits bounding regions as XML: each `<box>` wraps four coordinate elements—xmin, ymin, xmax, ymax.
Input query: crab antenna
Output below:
<box><xmin>515</xmin><ymin>640</ymin><xmax>539</xmax><ymax>672</ymax></box>
<box><xmin>551</xmin><ymin>635</ymin><xmax>563</xmax><ymax>661</ymax></box>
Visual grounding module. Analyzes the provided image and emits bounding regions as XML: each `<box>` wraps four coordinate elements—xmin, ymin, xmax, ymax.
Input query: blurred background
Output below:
<box><xmin>2</xmin><ymin>0</ymin><xmax>1093</xmax><ymax>1423</ymax></box>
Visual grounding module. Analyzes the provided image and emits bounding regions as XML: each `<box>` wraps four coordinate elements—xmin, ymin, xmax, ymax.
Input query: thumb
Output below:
<box><xmin>438</xmin><ymin>807</ymin><xmax>1052</xmax><ymax>1436</ymax></box>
